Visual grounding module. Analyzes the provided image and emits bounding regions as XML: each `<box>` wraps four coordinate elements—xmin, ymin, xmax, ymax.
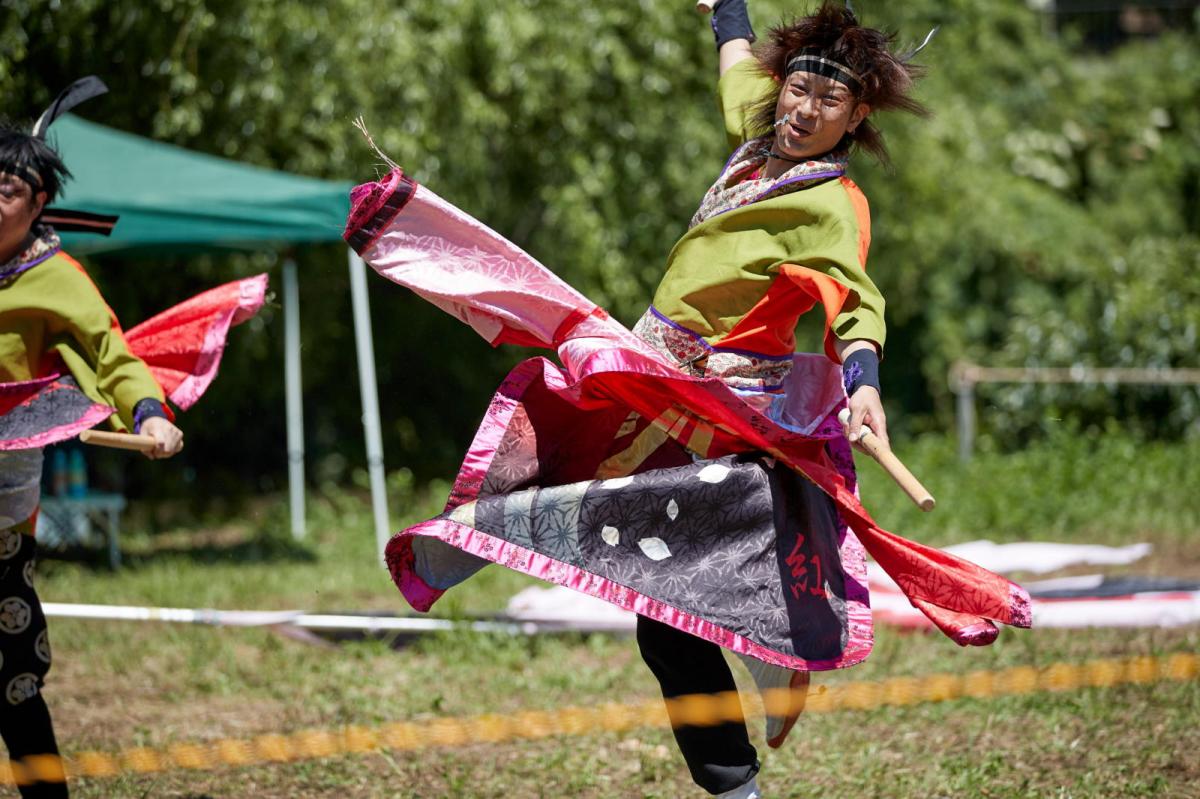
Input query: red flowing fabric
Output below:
<box><xmin>124</xmin><ymin>274</ymin><xmax>268</xmax><ymax>410</ymax></box>
<box><xmin>1</xmin><ymin>273</ymin><xmax>267</xmax><ymax>449</ymax></box>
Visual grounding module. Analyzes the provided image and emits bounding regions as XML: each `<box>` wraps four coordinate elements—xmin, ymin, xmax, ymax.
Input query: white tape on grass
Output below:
<box><xmin>42</xmin><ymin>603</ymin><xmax>537</xmax><ymax>635</ymax></box>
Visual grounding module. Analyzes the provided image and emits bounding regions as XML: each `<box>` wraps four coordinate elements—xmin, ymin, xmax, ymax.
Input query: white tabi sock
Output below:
<box><xmin>717</xmin><ymin>775</ymin><xmax>762</xmax><ymax>799</ymax></box>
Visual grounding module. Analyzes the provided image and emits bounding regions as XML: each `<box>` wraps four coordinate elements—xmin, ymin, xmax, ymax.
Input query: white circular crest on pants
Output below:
<box><xmin>0</xmin><ymin>597</ymin><xmax>32</xmax><ymax>635</ymax></box>
<box><xmin>23</xmin><ymin>559</ymin><xmax>35</xmax><ymax>588</ymax></box>
<box><xmin>6</xmin><ymin>673</ymin><xmax>39</xmax><ymax>705</ymax></box>
<box><xmin>35</xmin><ymin>630</ymin><xmax>51</xmax><ymax>664</ymax></box>
<box><xmin>0</xmin><ymin>529</ymin><xmax>21</xmax><ymax>560</ymax></box>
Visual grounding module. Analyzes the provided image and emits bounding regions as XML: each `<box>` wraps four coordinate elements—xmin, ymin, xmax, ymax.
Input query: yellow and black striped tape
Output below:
<box><xmin>5</xmin><ymin>652</ymin><xmax>1196</xmax><ymax>787</ymax></box>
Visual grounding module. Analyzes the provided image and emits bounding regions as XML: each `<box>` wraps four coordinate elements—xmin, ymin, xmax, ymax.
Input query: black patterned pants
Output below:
<box><xmin>0</xmin><ymin>527</ymin><xmax>66</xmax><ymax>798</ymax></box>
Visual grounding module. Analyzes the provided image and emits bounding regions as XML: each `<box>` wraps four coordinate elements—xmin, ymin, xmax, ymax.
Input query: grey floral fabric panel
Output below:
<box><xmin>0</xmin><ymin>376</ymin><xmax>97</xmax><ymax>446</ymax></box>
<box><xmin>440</xmin><ymin>454</ymin><xmax>849</xmax><ymax>661</ymax></box>
<box><xmin>411</xmin><ymin>537</ymin><xmax>489</xmax><ymax>591</ymax></box>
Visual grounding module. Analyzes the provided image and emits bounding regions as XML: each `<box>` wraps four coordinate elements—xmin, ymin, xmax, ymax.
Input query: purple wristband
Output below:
<box><xmin>132</xmin><ymin>398</ymin><xmax>168</xmax><ymax>433</ymax></box>
<box><xmin>842</xmin><ymin>349</ymin><xmax>881</xmax><ymax>397</ymax></box>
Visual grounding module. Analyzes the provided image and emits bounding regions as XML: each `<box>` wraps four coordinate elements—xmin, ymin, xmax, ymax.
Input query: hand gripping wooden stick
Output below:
<box><xmin>78</xmin><ymin>430</ymin><xmax>157</xmax><ymax>453</ymax></box>
<box><xmin>838</xmin><ymin>408</ymin><xmax>936</xmax><ymax>512</ymax></box>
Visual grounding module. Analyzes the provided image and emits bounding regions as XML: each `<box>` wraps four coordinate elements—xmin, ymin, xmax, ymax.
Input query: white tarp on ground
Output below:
<box><xmin>504</xmin><ymin>539</ymin><xmax>1200</xmax><ymax>632</ymax></box>
<box><xmin>866</xmin><ymin>540</ymin><xmax>1153</xmax><ymax>590</ymax></box>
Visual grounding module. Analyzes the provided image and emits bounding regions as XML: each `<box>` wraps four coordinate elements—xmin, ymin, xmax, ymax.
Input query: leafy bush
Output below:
<box><xmin>2</xmin><ymin>0</ymin><xmax>1196</xmax><ymax>499</ymax></box>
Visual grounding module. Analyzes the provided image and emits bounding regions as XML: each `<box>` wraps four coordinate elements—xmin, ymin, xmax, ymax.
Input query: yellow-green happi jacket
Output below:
<box><xmin>1</xmin><ymin>243</ymin><xmax>163</xmax><ymax>432</ymax></box>
<box><xmin>633</xmin><ymin>60</ymin><xmax>886</xmax><ymax>389</ymax></box>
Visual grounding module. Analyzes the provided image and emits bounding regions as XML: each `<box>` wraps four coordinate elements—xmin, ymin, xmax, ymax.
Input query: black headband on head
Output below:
<box><xmin>3</xmin><ymin>163</ymin><xmax>44</xmax><ymax>192</ymax></box>
<box><xmin>781</xmin><ymin>14</ymin><xmax>938</xmax><ymax>99</ymax></box>
<box><xmin>785</xmin><ymin>49</ymin><xmax>863</xmax><ymax>95</ymax></box>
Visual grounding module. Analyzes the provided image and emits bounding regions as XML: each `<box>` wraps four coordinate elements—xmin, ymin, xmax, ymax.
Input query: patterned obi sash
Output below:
<box><xmin>633</xmin><ymin>306</ymin><xmax>793</xmax><ymax>394</ymax></box>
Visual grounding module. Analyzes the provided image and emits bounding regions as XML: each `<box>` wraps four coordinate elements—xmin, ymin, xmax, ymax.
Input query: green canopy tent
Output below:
<box><xmin>51</xmin><ymin>113</ymin><xmax>390</xmax><ymax>551</ymax></box>
<box><xmin>55</xmin><ymin>114</ymin><xmax>350</xmax><ymax>252</ymax></box>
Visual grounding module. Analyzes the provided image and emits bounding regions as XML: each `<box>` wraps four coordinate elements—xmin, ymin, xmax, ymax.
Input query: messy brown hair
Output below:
<box><xmin>749</xmin><ymin>2</ymin><xmax>928</xmax><ymax>165</ymax></box>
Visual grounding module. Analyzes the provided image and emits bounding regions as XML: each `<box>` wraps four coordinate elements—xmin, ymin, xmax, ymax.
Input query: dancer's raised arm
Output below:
<box><xmin>704</xmin><ymin>0</ymin><xmax>756</xmax><ymax>76</ymax></box>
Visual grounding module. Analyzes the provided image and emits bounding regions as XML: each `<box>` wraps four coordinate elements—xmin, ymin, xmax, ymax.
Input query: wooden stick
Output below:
<box><xmin>838</xmin><ymin>409</ymin><xmax>936</xmax><ymax>512</ymax></box>
<box><xmin>79</xmin><ymin>430</ymin><xmax>156</xmax><ymax>453</ymax></box>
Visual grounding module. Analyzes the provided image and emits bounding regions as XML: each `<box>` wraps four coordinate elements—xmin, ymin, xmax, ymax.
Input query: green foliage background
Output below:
<box><xmin>1</xmin><ymin>0</ymin><xmax>1197</xmax><ymax>501</ymax></box>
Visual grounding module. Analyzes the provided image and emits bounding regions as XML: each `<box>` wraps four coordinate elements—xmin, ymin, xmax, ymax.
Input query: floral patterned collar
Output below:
<box><xmin>689</xmin><ymin>136</ymin><xmax>848</xmax><ymax>229</ymax></box>
<box><xmin>0</xmin><ymin>226</ymin><xmax>61</xmax><ymax>285</ymax></box>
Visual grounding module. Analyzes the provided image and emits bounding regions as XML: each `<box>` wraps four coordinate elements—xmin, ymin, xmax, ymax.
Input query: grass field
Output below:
<box><xmin>20</xmin><ymin>432</ymin><xmax>1200</xmax><ymax>798</ymax></box>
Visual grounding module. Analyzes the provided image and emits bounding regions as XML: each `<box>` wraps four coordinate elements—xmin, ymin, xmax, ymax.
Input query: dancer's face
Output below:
<box><xmin>772</xmin><ymin>72</ymin><xmax>870</xmax><ymax>160</ymax></box>
<box><xmin>0</xmin><ymin>174</ymin><xmax>44</xmax><ymax>263</ymax></box>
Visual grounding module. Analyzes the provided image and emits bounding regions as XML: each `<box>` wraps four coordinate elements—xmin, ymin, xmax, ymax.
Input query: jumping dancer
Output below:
<box><xmin>629</xmin><ymin>3</ymin><xmax>929</xmax><ymax>794</ymax></box>
<box><xmin>343</xmin><ymin>4</ymin><xmax>1030</xmax><ymax>797</ymax></box>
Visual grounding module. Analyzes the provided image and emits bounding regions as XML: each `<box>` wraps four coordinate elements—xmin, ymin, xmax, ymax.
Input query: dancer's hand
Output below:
<box><xmin>140</xmin><ymin>417</ymin><xmax>184</xmax><ymax>459</ymax></box>
<box><xmin>843</xmin><ymin>386</ymin><xmax>889</xmax><ymax>450</ymax></box>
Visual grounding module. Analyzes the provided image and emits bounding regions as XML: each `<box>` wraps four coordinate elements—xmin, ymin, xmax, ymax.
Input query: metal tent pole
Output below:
<box><xmin>347</xmin><ymin>249</ymin><xmax>391</xmax><ymax>558</ymax></box>
<box><xmin>282</xmin><ymin>257</ymin><xmax>306</xmax><ymax>539</ymax></box>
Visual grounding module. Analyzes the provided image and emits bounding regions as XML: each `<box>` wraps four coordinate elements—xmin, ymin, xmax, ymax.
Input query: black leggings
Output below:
<box><xmin>636</xmin><ymin>615</ymin><xmax>758</xmax><ymax>795</ymax></box>
<box><xmin>0</xmin><ymin>692</ymin><xmax>67</xmax><ymax>798</ymax></box>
